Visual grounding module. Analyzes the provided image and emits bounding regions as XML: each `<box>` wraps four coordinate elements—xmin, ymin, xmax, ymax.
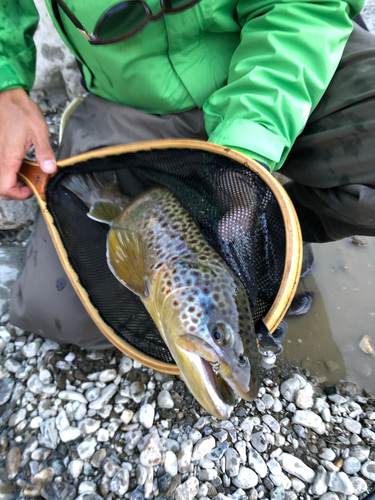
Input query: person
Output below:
<box><xmin>0</xmin><ymin>0</ymin><xmax>374</xmax><ymax>349</ymax></box>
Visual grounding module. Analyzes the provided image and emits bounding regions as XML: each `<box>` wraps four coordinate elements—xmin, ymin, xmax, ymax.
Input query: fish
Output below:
<box><xmin>62</xmin><ymin>171</ymin><xmax>260</xmax><ymax>419</ymax></box>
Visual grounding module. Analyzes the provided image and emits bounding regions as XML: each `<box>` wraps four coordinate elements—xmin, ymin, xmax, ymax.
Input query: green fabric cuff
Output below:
<box><xmin>207</xmin><ymin>119</ymin><xmax>286</xmax><ymax>168</ymax></box>
<box><xmin>225</xmin><ymin>146</ymin><xmax>277</xmax><ymax>172</ymax></box>
<box><xmin>0</xmin><ymin>60</ymin><xmax>33</xmax><ymax>95</ymax></box>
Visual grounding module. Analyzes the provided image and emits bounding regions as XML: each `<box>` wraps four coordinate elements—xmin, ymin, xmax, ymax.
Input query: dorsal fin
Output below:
<box><xmin>107</xmin><ymin>228</ymin><xmax>147</xmax><ymax>297</ymax></box>
<box><xmin>88</xmin><ymin>201</ymin><xmax>122</xmax><ymax>225</ymax></box>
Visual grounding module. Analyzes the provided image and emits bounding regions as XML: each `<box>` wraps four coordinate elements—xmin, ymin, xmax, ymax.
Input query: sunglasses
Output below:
<box><xmin>54</xmin><ymin>0</ymin><xmax>201</xmax><ymax>45</ymax></box>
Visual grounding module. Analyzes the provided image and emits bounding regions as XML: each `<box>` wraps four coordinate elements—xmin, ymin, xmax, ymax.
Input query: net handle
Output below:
<box><xmin>18</xmin><ymin>139</ymin><xmax>302</xmax><ymax>373</ymax></box>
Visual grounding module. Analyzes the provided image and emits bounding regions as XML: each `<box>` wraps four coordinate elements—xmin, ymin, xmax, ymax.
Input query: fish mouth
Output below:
<box><xmin>177</xmin><ymin>349</ymin><xmax>236</xmax><ymax>419</ymax></box>
<box><xmin>173</xmin><ymin>336</ymin><xmax>237</xmax><ymax>419</ymax></box>
<box><xmin>174</xmin><ymin>333</ymin><xmax>257</xmax><ymax>404</ymax></box>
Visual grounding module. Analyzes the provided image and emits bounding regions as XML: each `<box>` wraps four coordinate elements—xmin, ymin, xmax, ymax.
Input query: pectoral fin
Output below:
<box><xmin>88</xmin><ymin>201</ymin><xmax>122</xmax><ymax>225</ymax></box>
<box><xmin>107</xmin><ymin>228</ymin><xmax>147</xmax><ymax>297</ymax></box>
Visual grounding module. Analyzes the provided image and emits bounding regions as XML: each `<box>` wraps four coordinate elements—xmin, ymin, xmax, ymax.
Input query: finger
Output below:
<box><xmin>7</xmin><ymin>182</ymin><xmax>33</xmax><ymax>201</ymax></box>
<box><xmin>32</xmin><ymin>127</ymin><xmax>57</xmax><ymax>174</ymax></box>
<box><xmin>0</xmin><ymin>177</ymin><xmax>33</xmax><ymax>201</ymax></box>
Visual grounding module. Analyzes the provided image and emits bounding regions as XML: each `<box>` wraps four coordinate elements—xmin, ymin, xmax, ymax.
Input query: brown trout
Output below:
<box><xmin>63</xmin><ymin>172</ymin><xmax>259</xmax><ymax>419</ymax></box>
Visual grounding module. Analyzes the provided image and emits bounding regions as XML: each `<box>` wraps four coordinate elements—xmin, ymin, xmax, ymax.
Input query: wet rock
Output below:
<box><xmin>248</xmin><ymin>448</ymin><xmax>267</xmax><ymax>478</ymax></box>
<box><xmin>119</xmin><ymin>356</ymin><xmax>133</xmax><ymax>374</ymax></box>
<box><xmin>32</xmin><ymin>467</ymin><xmax>55</xmax><ymax>486</ymax></box>
<box><xmin>175</xmin><ymin>476</ymin><xmax>199</xmax><ymax>500</ymax></box>
<box><xmin>232</xmin><ymin>466</ymin><xmax>258</xmax><ymax>489</ymax></box>
<box><xmin>59</xmin><ymin>390</ymin><xmax>88</xmax><ymax>404</ymax></box>
<box><xmin>250</xmin><ymin>432</ymin><xmax>268</xmax><ymax>453</ymax></box>
<box><xmin>360</xmin><ymin>460</ymin><xmax>375</xmax><ymax>481</ymax></box>
<box><xmin>159</xmin><ymin>473</ymin><xmax>181</xmax><ymax>498</ymax></box>
<box><xmin>91</xmin><ymin>449</ymin><xmax>106</xmax><ymax>469</ymax></box>
<box><xmin>6</xmin><ymin>447</ymin><xmax>21</xmax><ymax>480</ymax></box>
<box><xmin>158</xmin><ymin>390</ymin><xmax>174</xmax><ymax>409</ymax></box>
<box><xmin>97</xmin><ymin>428</ymin><xmax>109</xmax><ymax>442</ymax></box>
<box><xmin>164</xmin><ymin>451</ymin><xmax>178</xmax><ymax>477</ymax></box>
<box><xmin>39</xmin><ymin>367</ymin><xmax>52</xmax><ymax>385</ymax></box>
<box><xmin>343</xmin><ymin>457</ymin><xmax>361</xmax><ymax>474</ymax></box>
<box><xmin>319</xmin><ymin>448</ymin><xmax>336</xmax><ymax>461</ymax></box>
<box><xmin>349</xmin><ymin>476</ymin><xmax>368</xmax><ymax>496</ymax></box>
<box><xmin>295</xmin><ymin>383</ymin><xmax>314</xmax><ymax>409</ymax></box>
<box><xmin>103</xmin><ymin>459</ymin><xmax>120</xmax><ymax>478</ymax></box>
<box><xmin>279</xmin><ymin>453</ymin><xmax>315</xmax><ymax>483</ymax></box>
<box><xmin>21</xmin><ymin>341</ymin><xmax>40</xmax><ymax>358</ymax></box>
<box><xmin>120</xmin><ymin>409</ymin><xmax>134</xmax><ymax>424</ymax></box>
<box><xmin>192</xmin><ymin>436</ymin><xmax>216</xmax><ymax>461</ymax></box>
<box><xmin>78</xmin><ymin>481</ymin><xmax>96</xmax><ymax>495</ymax></box>
<box><xmin>225</xmin><ymin>448</ymin><xmax>240</xmax><ymax>477</ymax></box>
<box><xmin>78</xmin><ymin>418</ymin><xmax>101</xmax><ymax>434</ymax></box>
<box><xmin>270</xmin><ymin>486</ymin><xmax>285</xmax><ymax>500</ymax></box>
<box><xmin>27</xmin><ymin>374</ymin><xmax>44</xmax><ymax>394</ymax></box>
<box><xmin>292</xmin><ymin>410</ymin><xmax>325</xmax><ymax>434</ymax></box>
<box><xmin>140</xmin><ymin>434</ymin><xmax>165</xmax><ymax>467</ymax></box>
<box><xmin>311</xmin><ymin>465</ymin><xmax>327</xmax><ymax>495</ymax></box>
<box><xmin>88</xmin><ymin>384</ymin><xmax>118</xmax><ymax>409</ymax></box>
<box><xmin>0</xmin><ymin>378</ymin><xmax>14</xmax><ymax>405</ymax></box>
<box><xmin>361</xmin><ymin>427</ymin><xmax>375</xmax><ymax>440</ymax></box>
<box><xmin>4</xmin><ymin>359</ymin><xmax>21</xmax><ymax>374</ymax></box>
<box><xmin>55</xmin><ymin>409</ymin><xmax>69</xmax><ymax>432</ymax></box>
<box><xmin>0</xmin><ymin>327</ymin><xmax>11</xmax><ymax>353</ymax></box>
<box><xmin>343</xmin><ymin>418</ymin><xmax>362</xmax><ymax>434</ymax></box>
<box><xmin>99</xmin><ymin>369</ymin><xmax>117</xmax><ymax>382</ymax></box>
<box><xmin>39</xmin><ymin>419</ymin><xmax>58</xmax><ymax>450</ymax></box>
<box><xmin>40</xmin><ymin>481</ymin><xmax>76</xmax><ymax>500</ymax></box>
<box><xmin>280</xmin><ymin>377</ymin><xmax>304</xmax><ymax>402</ymax></box>
<box><xmin>60</xmin><ymin>427</ymin><xmax>82</xmax><ymax>442</ymax></box>
<box><xmin>358</xmin><ymin>334</ymin><xmax>373</xmax><ymax>354</ymax></box>
<box><xmin>178</xmin><ymin>440</ymin><xmax>193</xmax><ymax>473</ymax></box>
<box><xmin>207</xmin><ymin>442</ymin><xmax>229</xmax><ymax>460</ymax></box>
<box><xmin>262</xmin><ymin>415</ymin><xmax>280</xmax><ymax>433</ymax></box>
<box><xmin>110</xmin><ymin>469</ymin><xmax>129</xmax><ymax>496</ymax></box>
<box><xmin>350</xmin><ymin>445</ymin><xmax>370</xmax><ymax>462</ymax></box>
<box><xmin>319</xmin><ymin>494</ymin><xmax>340</xmax><ymax>500</ymax></box>
<box><xmin>327</xmin><ymin>471</ymin><xmax>355</xmax><ymax>495</ymax></box>
<box><xmin>131</xmin><ymin>381</ymin><xmax>146</xmax><ymax>403</ymax></box>
<box><xmin>9</xmin><ymin>408</ymin><xmax>26</xmax><ymax>427</ymax></box>
<box><xmin>85</xmin><ymin>387</ymin><xmax>101</xmax><ymax>402</ymax></box>
<box><xmin>77</xmin><ymin>438</ymin><xmax>97</xmax><ymax>460</ymax></box>
<box><xmin>139</xmin><ymin>404</ymin><xmax>155</xmax><ymax>429</ymax></box>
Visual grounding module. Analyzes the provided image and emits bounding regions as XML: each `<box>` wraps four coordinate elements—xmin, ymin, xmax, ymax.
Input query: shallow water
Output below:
<box><xmin>281</xmin><ymin>236</ymin><xmax>375</xmax><ymax>393</ymax></box>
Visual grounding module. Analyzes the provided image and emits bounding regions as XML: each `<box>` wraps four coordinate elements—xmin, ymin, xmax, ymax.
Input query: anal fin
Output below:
<box><xmin>107</xmin><ymin>228</ymin><xmax>147</xmax><ymax>297</ymax></box>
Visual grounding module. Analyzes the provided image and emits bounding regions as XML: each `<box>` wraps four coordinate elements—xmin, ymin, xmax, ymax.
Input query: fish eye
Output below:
<box><xmin>212</xmin><ymin>325</ymin><xmax>232</xmax><ymax>345</ymax></box>
<box><xmin>238</xmin><ymin>354</ymin><xmax>247</xmax><ymax>366</ymax></box>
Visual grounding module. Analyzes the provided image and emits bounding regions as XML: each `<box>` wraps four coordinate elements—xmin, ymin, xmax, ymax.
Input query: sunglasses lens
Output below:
<box><xmin>97</xmin><ymin>1</ymin><xmax>147</xmax><ymax>41</ymax></box>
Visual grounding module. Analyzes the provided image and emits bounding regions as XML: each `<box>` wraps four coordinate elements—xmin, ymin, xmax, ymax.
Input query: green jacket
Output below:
<box><xmin>0</xmin><ymin>0</ymin><xmax>363</xmax><ymax>170</ymax></box>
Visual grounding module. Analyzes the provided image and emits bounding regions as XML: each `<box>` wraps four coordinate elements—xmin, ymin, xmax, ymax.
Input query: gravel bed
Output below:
<box><xmin>0</xmin><ymin>321</ymin><xmax>374</xmax><ymax>500</ymax></box>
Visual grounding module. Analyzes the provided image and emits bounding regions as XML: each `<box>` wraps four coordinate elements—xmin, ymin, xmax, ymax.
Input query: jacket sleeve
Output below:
<box><xmin>0</xmin><ymin>1</ymin><xmax>39</xmax><ymax>93</ymax></box>
<box><xmin>204</xmin><ymin>0</ymin><xmax>364</xmax><ymax>171</ymax></box>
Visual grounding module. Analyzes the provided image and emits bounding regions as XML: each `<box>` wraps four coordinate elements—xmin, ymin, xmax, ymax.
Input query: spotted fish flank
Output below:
<box><xmin>63</xmin><ymin>172</ymin><xmax>260</xmax><ymax>419</ymax></box>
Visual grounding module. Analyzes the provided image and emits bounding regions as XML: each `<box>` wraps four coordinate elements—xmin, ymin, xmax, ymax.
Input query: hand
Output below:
<box><xmin>0</xmin><ymin>88</ymin><xmax>57</xmax><ymax>201</ymax></box>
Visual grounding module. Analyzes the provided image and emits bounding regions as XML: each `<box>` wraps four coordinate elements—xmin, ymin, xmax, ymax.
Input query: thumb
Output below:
<box><xmin>33</xmin><ymin>129</ymin><xmax>57</xmax><ymax>174</ymax></box>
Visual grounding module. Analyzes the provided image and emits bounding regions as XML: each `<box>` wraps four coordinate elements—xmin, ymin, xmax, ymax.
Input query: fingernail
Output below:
<box><xmin>42</xmin><ymin>159</ymin><xmax>57</xmax><ymax>173</ymax></box>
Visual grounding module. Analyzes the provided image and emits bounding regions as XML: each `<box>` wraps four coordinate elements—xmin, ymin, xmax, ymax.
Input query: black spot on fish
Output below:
<box><xmin>55</xmin><ymin>318</ymin><xmax>62</xmax><ymax>332</ymax></box>
<box><xmin>56</xmin><ymin>278</ymin><xmax>66</xmax><ymax>291</ymax></box>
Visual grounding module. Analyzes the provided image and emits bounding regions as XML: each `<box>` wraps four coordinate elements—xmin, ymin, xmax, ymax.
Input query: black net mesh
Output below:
<box><xmin>46</xmin><ymin>147</ymin><xmax>286</xmax><ymax>364</ymax></box>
